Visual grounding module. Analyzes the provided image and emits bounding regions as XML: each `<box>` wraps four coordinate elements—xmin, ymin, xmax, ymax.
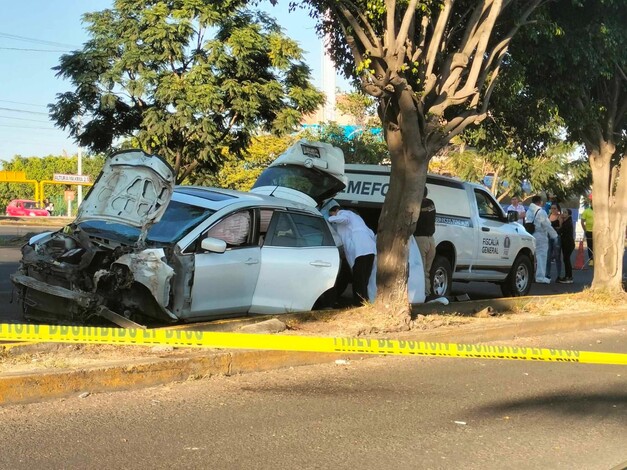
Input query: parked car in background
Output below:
<box><xmin>11</xmin><ymin>149</ymin><xmax>341</xmax><ymax>327</ymax></box>
<box><xmin>5</xmin><ymin>199</ymin><xmax>50</xmax><ymax>217</ymax></box>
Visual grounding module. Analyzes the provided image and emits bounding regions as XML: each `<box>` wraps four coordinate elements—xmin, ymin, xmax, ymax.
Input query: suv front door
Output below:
<box><xmin>189</xmin><ymin>209</ymin><xmax>260</xmax><ymax>317</ymax></box>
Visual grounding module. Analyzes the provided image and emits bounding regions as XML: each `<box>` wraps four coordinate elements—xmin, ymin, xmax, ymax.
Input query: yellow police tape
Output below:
<box><xmin>1</xmin><ymin>323</ymin><xmax>626</xmax><ymax>365</ymax></box>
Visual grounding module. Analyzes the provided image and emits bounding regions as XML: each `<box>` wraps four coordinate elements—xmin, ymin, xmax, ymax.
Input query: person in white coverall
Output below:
<box><xmin>328</xmin><ymin>205</ymin><xmax>376</xmax><ymax>305</ymax></box>
<box><xmin>525</xmin><ymin>195</ymin><xmax>558</xmax><ymax>284</ymax></box>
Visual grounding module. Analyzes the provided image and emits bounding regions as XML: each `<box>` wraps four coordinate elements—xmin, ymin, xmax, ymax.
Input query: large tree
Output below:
<box><xmin>50</xmin><ymin>0</ymin><xmax>324</xmax><ymax>183</ymax></box>
<box><xmin>269</xmin><ymin>0</ymin><xmax>544</xmax><ymax>317</ymax></box>
<box><xmin>511</xmin><ymin>0</ymin><xmax>626</xmax><ymax>292</ymax></box>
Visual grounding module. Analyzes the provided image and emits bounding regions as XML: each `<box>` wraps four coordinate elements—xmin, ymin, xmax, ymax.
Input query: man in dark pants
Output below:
<box><xmin>328</xmin><ymin>205</ymin><xmax>376</xmax><ymax>305</ymax></box>
<box><xmin>414</xmin><ymin>187</ymin><xmax>436</xmax><ymax>299</ymax></box>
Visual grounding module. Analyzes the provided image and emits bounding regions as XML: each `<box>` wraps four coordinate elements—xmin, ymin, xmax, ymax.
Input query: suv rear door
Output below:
<box><xmin>251</xmin><ymin>210</ymin><xmax>339</xmax><ymax>314</ymax></box>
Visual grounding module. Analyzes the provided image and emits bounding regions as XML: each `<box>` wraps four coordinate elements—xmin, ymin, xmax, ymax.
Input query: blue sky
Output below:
<box><xmin>0</xmin><ymin>1</ymin><xmax>334</xmax><ymax>161</ymax></box>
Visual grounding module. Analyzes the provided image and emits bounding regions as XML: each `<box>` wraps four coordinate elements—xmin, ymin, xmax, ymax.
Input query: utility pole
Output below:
<box><xmin>77</xmin><ymin>114</ymin><xmax>83</xmax><ymax>209</ymax></box>
<box><xmin>77</xmin><ymin>146</ymin><xmax>83</xmax><ymax>208</ymax></box>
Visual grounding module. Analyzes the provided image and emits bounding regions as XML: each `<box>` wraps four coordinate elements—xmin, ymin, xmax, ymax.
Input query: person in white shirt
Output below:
<box><xmin>328</xmin><ymin>205</ymin><xmax>376</xmax><ymax>305</ymax></box>
<box><xmin>506</xmin><ymin>196</ymin><xmax>526</xmax><ymax>221</ymax></box>
<box><xmin>525</xmin><ymin>195</ymin><xmax>558</xmax><ymax>284</ymax></box>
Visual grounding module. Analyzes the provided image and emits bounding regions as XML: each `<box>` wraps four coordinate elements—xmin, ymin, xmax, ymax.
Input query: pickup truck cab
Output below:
<box><xmin>335</xmin><ymin>164</ymin><xmax>536</xmax><ymax>297</ymax></box>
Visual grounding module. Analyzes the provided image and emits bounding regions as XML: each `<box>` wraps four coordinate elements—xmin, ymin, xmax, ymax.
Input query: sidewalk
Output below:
<box><xmin>2</xmin><ymin>303</ymin><xmax>626</xmax><ymax>406</ymax></box>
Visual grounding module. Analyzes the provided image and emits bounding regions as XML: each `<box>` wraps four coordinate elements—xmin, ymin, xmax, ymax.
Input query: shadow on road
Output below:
<box><xmin>473</xmin><ymin>388</ymin><xmax>627</xmax><ymax>422</ymax></box>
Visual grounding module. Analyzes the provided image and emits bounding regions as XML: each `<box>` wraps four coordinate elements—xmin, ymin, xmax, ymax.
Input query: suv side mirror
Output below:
<box><xmin>201</xmin><ymin>236</ymin><xmax>227</xmax><ymax>253</ymax></box>
<box><xmin>507</xmin><ymin>210</ymin><xmax>518</xmax><ymax>223</ymax></box>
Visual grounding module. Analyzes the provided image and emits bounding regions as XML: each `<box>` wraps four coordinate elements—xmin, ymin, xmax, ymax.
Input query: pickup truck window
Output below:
<box><xmin>474</xmin><ymin>190</ymin><xmax>503</xmax><ymax>220</ymax></box>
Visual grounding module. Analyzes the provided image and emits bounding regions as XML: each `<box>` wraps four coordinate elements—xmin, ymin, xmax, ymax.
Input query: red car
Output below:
<box><xmin>5</xmin><ymin>199</ymin><xmax>50</xmax><ymax>217</ymax></box>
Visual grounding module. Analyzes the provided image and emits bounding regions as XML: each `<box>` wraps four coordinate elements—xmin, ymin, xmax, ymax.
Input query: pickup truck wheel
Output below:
<box><xmin>501</xmin><ymin>255</ymin><xmax>533</xmax><ymax>297</ymax></box>
<box><xmin>430</xmin><ymin>255</ymin><xmax>452</xmax><ymax>297</ymax></box>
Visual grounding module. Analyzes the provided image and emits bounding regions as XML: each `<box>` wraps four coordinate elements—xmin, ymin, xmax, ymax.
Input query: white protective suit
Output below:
<box><xmin>367</xmin><ymin>236</ymin><xmax>426</xmax><ymax>304</ymax></box>
<box><xmin>327</xmin><ymin>209</ymin><xmax>376</xmax><ymax>268</ymax></box>
<box><xmin>525</xmin><ymin>202</ymin><xmax>558</xmax><ymax>282</ymax></box>
<box><xmin>325</xmin><ymin>204</ymin><xmax>426</xmax><ymax>304</ymax></box>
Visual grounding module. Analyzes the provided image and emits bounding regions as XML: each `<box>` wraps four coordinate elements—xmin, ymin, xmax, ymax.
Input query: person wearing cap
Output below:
<box><xmin>328</xmin><ymin>205</ymin><xmax>376</xmax><ymax>305</ymax></box>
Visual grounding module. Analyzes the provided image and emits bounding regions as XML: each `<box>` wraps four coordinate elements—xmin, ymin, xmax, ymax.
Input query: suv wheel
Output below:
<box><xmin>430</xmin><ymin>255</ymin><xmax>452</xmax><ymax>297</ymax></box>
<box><xmin>501</xmin><ymin>255</ymin><xmax>533</xmax><ymax>297</ymax></box>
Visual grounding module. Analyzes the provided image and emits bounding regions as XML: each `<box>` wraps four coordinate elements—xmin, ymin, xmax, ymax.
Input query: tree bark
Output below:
<box><xmin>374</xmin><ymin>87</ymin><xmax>431</xmax><ymax>318</ymax></box>
<box><xmin>588</xmin><ymin>141</ymin><xmax>626</xmax><ymax>292</ymax></box>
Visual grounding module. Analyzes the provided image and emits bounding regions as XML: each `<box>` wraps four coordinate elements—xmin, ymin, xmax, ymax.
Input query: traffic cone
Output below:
<box><xmin>574</xmin><ymin>240</ymin><xmax>586</xmax><ymax>270</ymax></box>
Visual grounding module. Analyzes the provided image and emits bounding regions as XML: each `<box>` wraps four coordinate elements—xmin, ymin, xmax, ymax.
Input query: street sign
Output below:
<box><xmin>53</xmin><ymin>173</ymin><xmax>91</xmax><ymax>184</ymax></box>
<box><xmin>64</xmin><ymin>190</ymin><xmax>76</xmax><ymax>202</ymax></box>
<box><xmin>0</xmin><ymin>171</ymin><xmax>26</xmax><ymax>181</ymax></box>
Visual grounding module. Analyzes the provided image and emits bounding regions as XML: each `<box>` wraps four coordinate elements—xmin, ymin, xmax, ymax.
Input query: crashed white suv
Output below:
<box><xmin>11</xmin><ymin>150</ymin><xmax>341</xmax><ymax>327</ymax></box>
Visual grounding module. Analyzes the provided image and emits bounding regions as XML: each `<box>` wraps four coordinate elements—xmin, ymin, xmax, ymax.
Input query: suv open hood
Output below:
<box><xmin>251</xmin><ymin>140</ymin><xmax>347</xmax><ymax>207</ymax></box>
<box><xmin>75</xmin><ymin>149</ymin><xmax>175</xmax><ymax>231</ymax></box>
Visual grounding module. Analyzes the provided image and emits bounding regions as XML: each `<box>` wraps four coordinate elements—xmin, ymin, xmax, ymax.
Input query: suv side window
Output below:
<box><xmin>265</xmin><ymin>212</ymin><xmax>299</xmax><ymax>247</ymax></box>
<box><xmin>204</xmin><ymin>210</ymin><xmax>253</xmax><ymax>249</ymax></box>
<box><xmin>265</xmin><ymin>212</ymin><xmax>335</xmax><ymax>247</ymax></box>
<box><xmin>290</xmin><ymin>213</ymin><xmax>335</xmax><ymax>247</ymax></box>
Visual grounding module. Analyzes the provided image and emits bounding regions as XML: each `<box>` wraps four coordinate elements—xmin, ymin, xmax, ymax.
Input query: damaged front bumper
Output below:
<box><xmin>11</xmin><ymin>273</ymin><xmax>92</xmax><ymax>307</ymax></box>
<box><xmin>11</xmin><ymin>273</ymin><xmax>149</xmax><ymax>329</ymax></box>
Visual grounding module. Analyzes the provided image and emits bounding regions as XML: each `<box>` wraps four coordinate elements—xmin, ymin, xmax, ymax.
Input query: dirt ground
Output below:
<box><xmin>282</xmin><ymin>290</ymin><xmax>627</xmax><ymax>337</ymax></box>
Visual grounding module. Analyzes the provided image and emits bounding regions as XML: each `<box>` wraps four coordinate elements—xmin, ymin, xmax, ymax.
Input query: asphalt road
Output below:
<box><xmin>0</xmin><ymin>326</ymin><xmax>625</xmax><ymax>469</ymax></box>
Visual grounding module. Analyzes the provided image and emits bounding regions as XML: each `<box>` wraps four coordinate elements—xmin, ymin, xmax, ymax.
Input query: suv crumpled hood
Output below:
<box><xmin>76</xmin><ymin>149</ymin><xmax>175</xmax><ymax>232</ymax></box>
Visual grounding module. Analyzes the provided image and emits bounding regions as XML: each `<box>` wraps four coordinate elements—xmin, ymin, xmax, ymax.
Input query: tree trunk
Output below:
<box><xmin>588</xmin><ymin>142</ymin><xmax>626</xmax><ymax>292</ymax></box>
<box><xmin>373</xmin><ymin>88</ymin><xmax>431</xmax><ymax>320</ymax></box>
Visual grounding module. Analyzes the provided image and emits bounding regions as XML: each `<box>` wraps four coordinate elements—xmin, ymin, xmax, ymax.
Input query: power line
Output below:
<box><xmin>0</xmin><ymin>32</ymin><xmax>78</xmax><ymax>49</ymax></box>
<box><xmin>0</xmin><ymin>99</ymin><xmax>47</xmax><ymax>108</ymax></box>
<box><xmin>0</xmin><ymin>46</ymin><xmax>71</xmax><ymax>53</ymax></box>
<box><xmin>0</xmin><ymin>107</ymin><xmax>49</xmax><ymax>116</ymax></box>
<box><xmin>0</xmin><ymin>124</ymin><xmax>60</xmax><ymax>131</ymax></box>
<box><xmin>0</xmin><ymin>114</ymin><xmax>52</xmax><ymax>124</ymax></box>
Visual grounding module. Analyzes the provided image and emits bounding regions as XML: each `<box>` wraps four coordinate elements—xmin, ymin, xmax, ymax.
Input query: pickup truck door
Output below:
<box><xmin>473</xmin><ymin>189</ymin><xmax>512</xmax><ymax>278</ymax></box>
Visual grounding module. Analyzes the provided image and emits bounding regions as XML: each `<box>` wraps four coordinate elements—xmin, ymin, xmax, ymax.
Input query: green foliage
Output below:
<box><xmin>50</xmin><ymin>1</ymin><xmax>325</xmax><ymax>183</ymax></box>
<box><xmin>301</xmin><ymin>122</ymin><xmax>387</xmax><ymax>164</ymax></box>
<box><xmin>0</xmin><ymin>154</ymin><xmax>105</xmax><ymax>214</ymax></box>
<box><xmin>510</xmin><ymin>0</ymin><xmax>626</xmax><ymax>157</ymax></box>
<box><xmin>205</xmin><ymin>134</ymin><xmax>297</xmax><ymax>190</ymax></box>
<box><xmin>335</xmin><ymin>91</ymin><xmax>378</xmax><ymax>128</ymax></box>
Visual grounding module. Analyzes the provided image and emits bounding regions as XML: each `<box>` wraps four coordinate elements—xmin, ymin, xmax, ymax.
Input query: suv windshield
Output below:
<box><xmin>252</xmin><ymin>165</ymin><xmax>346</xmax><ymax>204</ymax></box>
<box><xmin>80</xmin><ymin>201</ymin><xmax>215</xmax><ymax>245</ymax></box>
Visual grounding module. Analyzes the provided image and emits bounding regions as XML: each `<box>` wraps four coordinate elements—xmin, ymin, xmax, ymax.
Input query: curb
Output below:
<box><xmin>0</xmin><ymin>216</ymin><xmax>73</xmax><ymax>226</ymax></box>
<box><xmin>1</xmin><ymin>309</ymin><xmax>626</xmax><ymax>406</ymax></box>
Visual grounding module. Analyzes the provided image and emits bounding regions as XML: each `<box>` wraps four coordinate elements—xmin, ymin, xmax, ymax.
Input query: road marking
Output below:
<box><xmin>1</xmin><ymin>323</ymin><xmax>626</xmax><ymax>365</ymax></box>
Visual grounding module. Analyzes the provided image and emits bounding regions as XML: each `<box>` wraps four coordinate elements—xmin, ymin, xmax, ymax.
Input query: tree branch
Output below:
<box><xmin>396</xmin><ymin>0</ymin><xmax>419</xmax><ymax>53</ymax></box>
<box><xmin>334</xmin><ymin>2</ymin><xmax>381</xmax><ymax>57</ymax></box>
<box><xmin>606</xmin><ymin>73</ymin><xmax>620</xmax><ymax>141</ymax></box>
<box><xmin>457</xmin><ymin>0</ymin><xmax>503</xmax><ymax>99</ymax></box>
<box><xmin>385</xmin><ymin>0</ymin><xmax>397</xmax><ymax>53</ymax></box>
<box><xmin>441</xmin><ymin>110</ymin><xmax>486</xmax><ymax>142</ymax></box>
<box><xmin>424</xmin><ymin>0</ymin><xmax>454</xmax><ymax>80</ymax></box>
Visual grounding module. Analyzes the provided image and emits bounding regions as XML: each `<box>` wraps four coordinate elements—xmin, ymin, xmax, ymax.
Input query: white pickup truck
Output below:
<box><xmin>335</xmin><ymin>164</ymin><xmax>537</xmax><ymax>297</ymax></box>
<box><xmin>251</xmin><ymin>140</ymin><xmax>536</xmax><ymax>298</ymax></box>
